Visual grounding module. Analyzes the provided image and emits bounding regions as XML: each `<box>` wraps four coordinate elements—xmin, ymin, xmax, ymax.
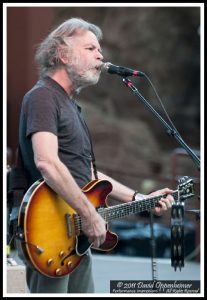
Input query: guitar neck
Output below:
<box><xmin>100</xmin><ymin>190</ymin><xmax>179</xmax><ymax>222</ymax></box>
<box><xmin>75</xmin><ymin>190</ymin><xmax>179</xmax><ymax>232</ymax></box>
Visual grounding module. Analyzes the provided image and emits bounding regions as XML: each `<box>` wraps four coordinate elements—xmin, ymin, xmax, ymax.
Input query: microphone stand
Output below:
<box><xmin>122</xmin><ymin>77</ymin><xmax>200</xmax><ymax>170</ymax></box>
<box><xmin>122</xmin><ymin>77</ymin><xmax>200</xmax><ymax>272</ymax></box>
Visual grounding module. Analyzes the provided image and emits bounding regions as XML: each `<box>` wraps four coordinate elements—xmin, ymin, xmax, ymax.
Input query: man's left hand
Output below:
<box><xmin>146</xmin><ymin>188</ymin><xmax>175</xmax><ymax>216</ymax></box>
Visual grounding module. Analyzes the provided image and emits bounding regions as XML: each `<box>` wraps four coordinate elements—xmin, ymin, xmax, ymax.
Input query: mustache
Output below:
<box><xmin>68</xmin><ymin>56</ymin><xmax>102</xmax><ymax>71</ymax></box>
<box><xmin>94</xmin><ymin>63</ymin><xmax>103</xmax><ymax>71</ymax></box>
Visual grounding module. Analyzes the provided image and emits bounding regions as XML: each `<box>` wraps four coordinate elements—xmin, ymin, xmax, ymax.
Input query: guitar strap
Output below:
<box><xmin>90</xmin><ymin>141</ymin><xmax>99</xmax><ymax>180</ymax></box>
<box><xmin>81</xmin><ymin>120</ymin><xmax>98</xmax><ymax>180</ymax></box>
<box><xmin>74</xmin><ymin>100</ymin><xmax>98</xmax><ymax>180</ymax></box>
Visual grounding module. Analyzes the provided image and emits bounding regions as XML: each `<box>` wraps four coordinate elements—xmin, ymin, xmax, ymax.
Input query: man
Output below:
<box><xmin>19</xmin><ymin>18</ymin><xmax>174</xmax><ymax>293</ymax></box>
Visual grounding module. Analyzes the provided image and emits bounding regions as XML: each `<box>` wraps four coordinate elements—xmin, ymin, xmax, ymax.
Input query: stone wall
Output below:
<box><xmin>53</xmin><ymin>6</ymin><xmax>200</xmax><ymax>189</ymax></box>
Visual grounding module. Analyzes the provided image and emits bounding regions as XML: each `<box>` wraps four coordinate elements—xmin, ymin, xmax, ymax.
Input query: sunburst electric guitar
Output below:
<box><xmin>16</xmin><ymin>176</ymin><xmax>194</xmax><ymax>278</ymax></box>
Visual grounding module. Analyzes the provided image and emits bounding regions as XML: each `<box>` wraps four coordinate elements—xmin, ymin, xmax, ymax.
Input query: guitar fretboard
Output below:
<box><xmin>75</xmin><ymin>190</ymin><xmax>179</xmax><ymax>232</ymax></box>
<box><xmin>100</xmin><ymin>190</ymin><xmax>179</xmax><ymax>221</ymax></box>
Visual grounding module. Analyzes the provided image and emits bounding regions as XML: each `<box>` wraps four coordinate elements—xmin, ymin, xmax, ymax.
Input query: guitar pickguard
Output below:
<box><xmin>76</xmin><ymin>235</ymin><xmax>91</xmax><ymax>256</ymax></box>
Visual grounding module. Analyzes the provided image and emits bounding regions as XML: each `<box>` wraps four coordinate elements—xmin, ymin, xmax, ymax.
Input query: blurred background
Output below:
<box><xmin>6</xmin><ymin>5</ymin><xmax>201</xmax><ymax>267</ymax></box>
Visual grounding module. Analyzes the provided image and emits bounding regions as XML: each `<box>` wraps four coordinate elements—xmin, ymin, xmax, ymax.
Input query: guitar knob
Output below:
<box><xmin>59</xmin><ymin>251</ymin><xmax>66</xmax><ymax>258</ymax></box>
<box><xmin>47</xmin><ymin>258</ymin><xmax>54</xmax><ymax>266</ymax></box>
<box><xmin>55</xmin><ymin>268</ymin><xmax>62</xmax><ymax>276</ymax></box>
<box><xmin>67</xmin><ymin>261</ymin><xmax>72</xmax><ymax>268</ymax></box>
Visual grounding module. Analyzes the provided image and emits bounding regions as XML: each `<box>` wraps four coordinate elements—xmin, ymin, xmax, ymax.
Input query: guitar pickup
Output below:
<box><xmin>65</xmin><ymin>213</ymin><xmax>72</xmax><ymax>238</ymax></box>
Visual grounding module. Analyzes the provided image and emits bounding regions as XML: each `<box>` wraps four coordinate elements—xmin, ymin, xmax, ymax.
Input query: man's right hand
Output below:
<box><xmin>81</xmin><ymin>208</ymin><xmax>107</xmax><ymax>248</ymax></box>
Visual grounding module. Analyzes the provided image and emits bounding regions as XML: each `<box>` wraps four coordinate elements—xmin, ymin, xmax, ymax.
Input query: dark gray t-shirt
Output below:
<box><xmin>19</xmin><ymin>76</ymin><xmax>93</xmax><ymax>188</ymax></box>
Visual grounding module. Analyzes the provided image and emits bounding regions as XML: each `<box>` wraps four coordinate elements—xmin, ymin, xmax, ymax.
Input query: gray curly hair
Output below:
<box><xmin>35</xmin><ymin>18</ymin><xmax>103</xmax><ymax>78</ymax></box>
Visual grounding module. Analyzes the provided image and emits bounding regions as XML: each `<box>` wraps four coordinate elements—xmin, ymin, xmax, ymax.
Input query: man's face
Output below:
<box><xmin>63</xmin><ymin>29</ymin><xmax>104</xmax><ymax>90</ymax></box>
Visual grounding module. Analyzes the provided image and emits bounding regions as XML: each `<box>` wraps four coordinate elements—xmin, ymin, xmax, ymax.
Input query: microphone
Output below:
<box><xmin>101</xmin><ymin>62</ymin><xmax>144</xmax><ymax>77</ymax></box>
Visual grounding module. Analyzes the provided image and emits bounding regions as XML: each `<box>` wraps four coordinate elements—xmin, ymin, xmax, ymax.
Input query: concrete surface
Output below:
<box><xmin>6</xmin><ymin>251</ymin><xmax>200</xmax><ymax>295</ymax></box>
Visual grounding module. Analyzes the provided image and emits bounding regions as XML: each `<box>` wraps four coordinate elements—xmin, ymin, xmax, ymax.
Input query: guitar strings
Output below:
<box><xmin>74</xmin><ymin>191</ymin><xmax>179</xmax><ymax>231</ymax></box>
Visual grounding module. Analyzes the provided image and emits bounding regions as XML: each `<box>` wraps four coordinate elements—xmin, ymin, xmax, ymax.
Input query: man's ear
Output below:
<box><xmin>58</xmin><ymin>48</ymin><xmax>69</xmax><ymax>64</ymax></box>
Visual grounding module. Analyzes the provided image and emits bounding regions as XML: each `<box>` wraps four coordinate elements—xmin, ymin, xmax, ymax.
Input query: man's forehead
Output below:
<box><xmin>63</xmin><ymin>29</ymin><xmax>99</xmax><ymax>45</ymax></box>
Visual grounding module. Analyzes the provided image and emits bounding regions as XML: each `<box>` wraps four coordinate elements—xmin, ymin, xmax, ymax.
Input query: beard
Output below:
<box><xmin>65</xmin><ymin>58</ymin><xmax>101</xmax><ymax>93</ymax></box>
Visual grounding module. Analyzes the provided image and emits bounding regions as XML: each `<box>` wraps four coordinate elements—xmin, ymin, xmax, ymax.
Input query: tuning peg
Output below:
<box><xmin>178</xmin><ymin>176</ymin><xmax>190</xmax><ymax>184</ymax></box>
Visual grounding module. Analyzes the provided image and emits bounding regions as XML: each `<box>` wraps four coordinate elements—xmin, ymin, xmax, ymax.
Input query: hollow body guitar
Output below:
<box><xmin>17</xmin><ymin>177</ymin><xmax>194</xmax><ymax>278</ymax></box>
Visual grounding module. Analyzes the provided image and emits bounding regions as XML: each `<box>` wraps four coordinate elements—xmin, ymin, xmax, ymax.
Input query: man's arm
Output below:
<box><xmin>97</xmin><ymin>171</ymin><xmax>134</xmax><ymax>202</ymax></box>
<box><xmin>97</xmin><ymin>171</ymin><xmax>174</xmax><ymax>215</ymax></box>
<box><xmin>31</xmin><ymin>131</ymin><xmax>106</xmax><ymax>247</ymax></box>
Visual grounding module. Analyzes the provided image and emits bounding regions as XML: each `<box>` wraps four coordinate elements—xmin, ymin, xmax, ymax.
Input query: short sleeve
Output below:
<box><xmin>23</xmin><ymin>87</ymin><xmax>59</xmax><ymax>138</ymax></box>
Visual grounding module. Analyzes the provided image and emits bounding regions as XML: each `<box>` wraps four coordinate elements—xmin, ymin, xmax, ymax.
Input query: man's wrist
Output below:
<box><xmin>132</xmin><ymin>191</ymin><xmax>145</xmax><ymax>201</ymax></box>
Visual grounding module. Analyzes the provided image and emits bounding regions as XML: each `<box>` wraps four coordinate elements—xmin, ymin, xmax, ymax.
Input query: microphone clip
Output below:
<box><xmin>122</xmin><ymin>77</ymin><xmax>138</xmax><ymax>92</ymax></box>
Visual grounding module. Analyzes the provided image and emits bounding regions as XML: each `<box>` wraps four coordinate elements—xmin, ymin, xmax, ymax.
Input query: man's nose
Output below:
<box><xmin>95</xmin><ymin>50</ymin><xmax>103</xmax><ymax>61</ymax></box>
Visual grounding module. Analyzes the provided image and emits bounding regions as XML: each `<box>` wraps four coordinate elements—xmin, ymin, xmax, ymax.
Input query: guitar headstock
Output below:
<box><xmin>177</xmin><ymin>176</ymin><xmax>194</xmax><ymax>201</ymax></box>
